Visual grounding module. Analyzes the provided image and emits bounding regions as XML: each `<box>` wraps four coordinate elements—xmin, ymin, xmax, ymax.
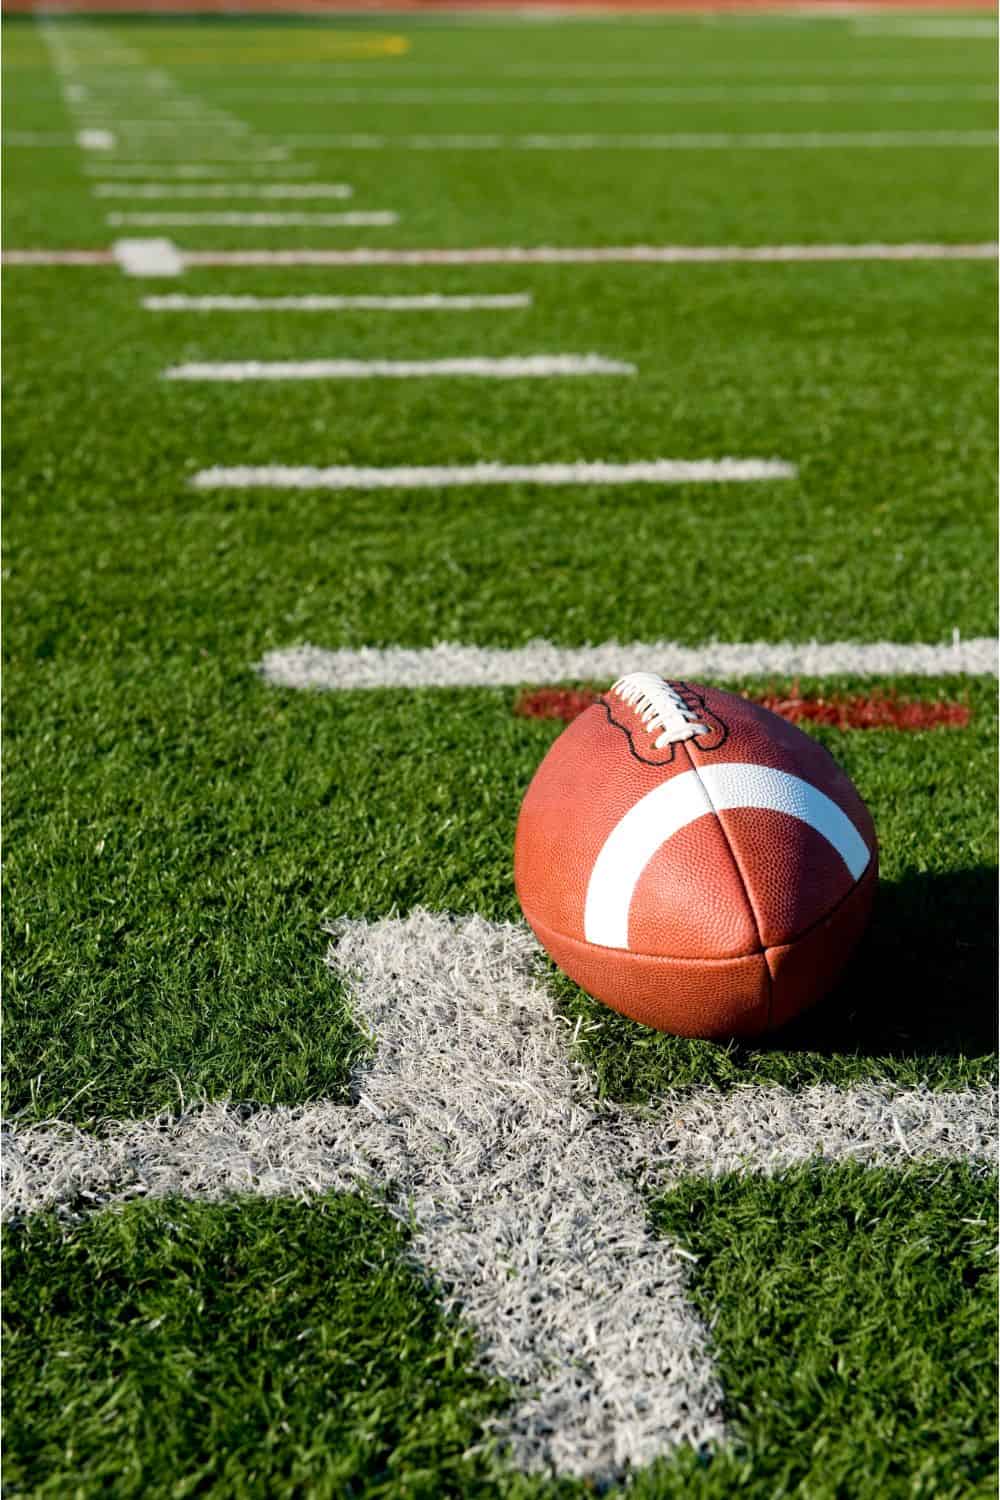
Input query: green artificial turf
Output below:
<box><xmin>2</xmin><ymin>14</ymin><xmax>997</xmax><ymax>1497</ymax></box>
<box><xmin>4</xmin><ymin>676</ymin><xmax>997</xmax><ymax>1122</ymax></box>
<box><xmin>4</xmin><ymin>1165</ymin><xmax>995</xmax><ymax>1498</ymax></box>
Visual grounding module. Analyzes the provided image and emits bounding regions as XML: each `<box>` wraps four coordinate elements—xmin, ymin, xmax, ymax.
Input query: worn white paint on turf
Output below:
<box><xmin>167</xmin><ymin>355</ymin><xmax>634</xmax><ymax>381</ymax></box>
<box><xmin>5</xmin><ymin>244</ymin><xmax>993</xmax><ymax>273</ymax></box>
<box><xmin>179</xmin><ymin>242</ymin><xmax>998</xmax><ymax>267</ymax></box>
<box><xmin>286</xmin><ymin>130</ymin><xmax>997</xmax><ymax>151</ymax></box>
<box><xmin>112</xmin><ymin>239</ymin><xmax>184</xmax><ymax>277</ymax></box>
<box><xmin>76</xmin><ymin>128</ymin><xmax>115</xmax><ymax>150</ymax></box>
<box><xmin>4</xmin><ymin>912</ymin><xmax>996</xmax><ymax>1479</ymax></box>
<box><xmin>85</xmin><ymin>162</ymin><xmax>318</xmax><ymax>178</ymax></box>
<box><xmin>144</xmin><ymin>293</ymin><xmax>533</xmax><ymax>311</ymax></box>
<box><xmin>106</xmin><ymin>211</ymin><xmax>398</xmax><ymax>228</ymax></box>
<box><xmin>260</xmin><ymin>84</ymin><xmax>996</xmax><ymax>105</ymax></box>
<box><xmin>193</xmin><ymin>459</ymin><xmax>795</xmax><ymax>488</ymax></box>
<box><xmin>94</xmin><ymin>182</ymin><xmax>353</xmax><ymax>199</ymax></box>
<box><xmin>256</xmin><ymin>636</ymin><xmax>999</xmax><ymax>689</ymax></box>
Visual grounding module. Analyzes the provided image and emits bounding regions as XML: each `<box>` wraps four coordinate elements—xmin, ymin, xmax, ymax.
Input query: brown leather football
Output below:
<box><xmin>514</xmin><ymin>672</ymin><xmax>878</xmax><ymax>1039</ymax></box>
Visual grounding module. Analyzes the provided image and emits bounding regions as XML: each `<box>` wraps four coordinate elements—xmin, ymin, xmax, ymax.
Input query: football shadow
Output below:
<box><xmin>767</xmin><ymin>866</ymin><xmax>997</xmax><ymax>1060</ymax></box>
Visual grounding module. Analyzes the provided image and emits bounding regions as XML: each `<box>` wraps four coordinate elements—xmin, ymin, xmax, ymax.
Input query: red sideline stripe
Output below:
<box><xmin>514</xmin><ymin>687</ymin><xmax>970</xmax><ymax>731</ymax></box>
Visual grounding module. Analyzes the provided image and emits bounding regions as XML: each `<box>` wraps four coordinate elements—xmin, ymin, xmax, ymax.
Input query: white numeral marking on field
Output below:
<box><xmin>193</xmin><ymin>459</ymin><xmax>795</xmax><ymax>489</ymax></box>
<box><xmin>144</xmin><ymin>293</ymin><xmax>533</xmax><ymax>311</ymax></box>
<box><xmin>106</xmin><ymin>210</ymin><xmax>398</xmax><ymax>228</ymax></box>
<box><xmin>94</xmin><ymin>182</ymin><xmax>353</xmax><ymax>199</ymax></box>
<box><xmin>256</xmin><ymin>636</ymin><xmax>999</xmax><ymax>689</ymax></box>
<box><xmin>4</xmin><ymin>914</ymin><xmax>995</xmax><ymax>1480</ymax></box>
<box><xmin>166</xmin><ymin>355</ymin><xmax>633</xmax><ymax>381</ymax></box>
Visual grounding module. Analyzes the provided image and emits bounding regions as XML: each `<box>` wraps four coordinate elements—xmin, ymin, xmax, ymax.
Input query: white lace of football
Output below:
<box><xmin>609</xmin><ymin>672</ymin><xmax>710</xmax><ymax>748</ymax></box>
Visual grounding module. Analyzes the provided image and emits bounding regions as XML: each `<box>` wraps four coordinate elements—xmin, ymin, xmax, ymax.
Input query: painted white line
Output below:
<box><xmin>256</xmin><ymin>637</ymin><xmax>999</xmax><ymax>689</ymax></box>
<box><xmin>854</xmin><ymin>18</ymin><xmax>997</xmax><ymax>37</ymax></box>
<box><xmin>4</xmin><ymin>913</ymin><xmax>993</xmax><ymax>1477</ymax></box>
<box><xmin>267</xmin><ymin>84</ymin><xmax>995</xmax><ymax>104</ymax></box>
<box><xmin>4</xmin><ymin>132</ymin><xmax>78</xmax><ymax>146</ymax></box>
<box><xmin>286</xmin><ymin>130</ymin><xmax>997</xmax><ymax>151</ymax></box>
<box><xmin>167</xmin><ymin>355</ymin><xmax>633</xmax><ymax>381</ymax></box>
<box><xmin>76</xmin><ymin>128</ymin><xmax>116</xmax><ymax>150</ymax></box>
<box><xmin>107</xmin><ymin>147</ymin><xmax>291</xmax><ymax>163</ymax></box>
<box><xmin>112</xmin><ymin>238</ymin><xmax>184</xmax><ymax>278</ymax></box>
<box><xmin>84</xmin><ymin>162</ymin><xmax>318</xmax><ymax>178</ymax></box>
<box><xmin>3</xmin><ymin>250</ymin><xmax>114</xmax><ymax>266</ymax></box>
<box><xmin>106</xmin><ymin>210</ymin><xmax>398</xmax><ymax>228</ymax></box>
<box><xmin>94</xmin><ymin>182</ymin><xmax>353</xmax><ymax>199</ymax></box>
<box><xmin>195</xmin><ymin>459</ymin><xmax>795</xmax><ymax>490</ymax></box>
<box><xmin>144</xmin><ymin>293</ymin><xmax>533</xmax><ymax>311</ymax></box>
<box><xmin>5</xmin><ymin>243</ymin><xmax>993</xmax><ymax>272</ymax></box>
<box><xmin>178</xmin><ymin>242</ymin><xmax>997</xmax><ymax>268</ymax></box>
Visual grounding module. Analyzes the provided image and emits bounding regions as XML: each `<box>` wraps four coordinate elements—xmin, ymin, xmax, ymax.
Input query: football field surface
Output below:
<box><xmin>3</xmin><ymin>11</ymin><xmax>997</xmax><ymax>1497</ymax></box>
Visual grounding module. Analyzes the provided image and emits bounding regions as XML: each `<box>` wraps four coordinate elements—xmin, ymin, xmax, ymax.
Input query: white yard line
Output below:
<box><xmin>4</xmin><ymin>912</ymin><xmax>994</xmax><ymax>1478</ymax></box>
<box><xmin>284</xmin><ymin>130</ymin><xmax>997</xmax><ymax>151</ymax></box>
<box><xmin>5</xmin><ymin>242</ymin><xmax>993</xmax><ymax>272</ymax></box>
<box><xmin>94</xmin><ymin>182</ymin><xmax>352</xmax><ymax>198</ymax></box>
<box><xmin>256</xmin><ymin>637</ymin><xmax>999</xmax><ymax>689</ymax></box>
<box><xmin>194</xmin><ymin>459</ymin><xmax>795</xmax><ymax>489</ymax></box>
<box><xmin>145</xmin><ymin>293</ymin><xmax>532</xmax><ymax>310</ymax></box>
<box><xmin>107</xmin><ymin>146</ymin><xmax>291</xmax><ymax>162</ymax></box>
<box><xmin>3</xmin><ymin>250</ymin><xmax>115</xmax><ymax>265</ymax></box>
<box><xmin>106</xmin><ymin>210</ymin><xmax>398</xmax><ymax>228</ymax></box>
<box><xmin>84</xmin><ymin>161</ymin><xmax>318</xmax><ymax>177</ymax></box>
<box><xmin>166</xmin><ymin>355</ymin><xmax>633</xmax><ymax>381</ymax></box>
<box><xmin>178</xmin><ymin>242</ymin><xmax>997</xmax><ymax>267</ymax></box>
<box><xmin>257</xmin><ymin>84</ymin><xmax>995</xmax><ymax>103</ymax></box>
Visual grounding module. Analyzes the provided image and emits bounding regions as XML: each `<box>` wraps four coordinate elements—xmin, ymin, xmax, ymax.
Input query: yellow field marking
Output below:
<box><xmin>92</xmin><ymin>34</ymin><xmax>410</xmax><ymax>65</ymax></box>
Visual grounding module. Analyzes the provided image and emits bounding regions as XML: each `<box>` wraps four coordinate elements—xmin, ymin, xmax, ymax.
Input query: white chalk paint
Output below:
<box><xmin>285</xmin><ymin>130</ymin><xmax>996</xmax><ymax>151</ymax></box>
<box><xmin>194</xmin><ymin>459</ymin><xmax>795</xmax><ymax>489</ymax></box>
<box><xmin>112</xmin><ymin>238</ymin><xmax>185</xmax><ymax>277</ymax></box>
<box><xmin>144</xmin><ymin>292</ymin><xmax>532</xmax><ymax>311</ymax></box>
<box><xmin>94</xmin><ymin>182</ymin><xmax>353</xmax><ymax>199</ymax></box>
<box><xmin>4</xmin><ymin>912</ymin><xmax>994</xmax><ymax>1478</ymax></box>
<box><xmin>102</xmin><ymin>213</ymin><xmax>398</xmax><ymax>229</ymax></box>
<box><xmin>256</xmin><ymin>637</ymin><xmax>999</xmax><ymax>690</ymax></box>
<box><xmin>106</xmin><ymin>210</ymin><xmax>398</xmax><ymax>228</ymax></box>
<box><xmin>179</xmin><ymin>242</ymin><xmax>997</xmax><ymax>268</ymax></box>
<box><xmin>84</xmin><ymin>162</ymin><xmax>318</xmax><ymax>177</ymax></box>
<box><xmin>166</xmin><ymin>355</ymin><xmax>634</xmax><ymax>381</ymax></box>
<box><xmin>76</xmin><ymin>128</ymin><xmax>115</xmax><ymax>150</ymax></box>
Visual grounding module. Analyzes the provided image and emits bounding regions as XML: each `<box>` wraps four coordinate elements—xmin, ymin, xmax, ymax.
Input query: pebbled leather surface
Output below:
<box><xmin>514</xmin><ymin>680</ymin><xmax>878</xmax><ymax>1037</ymax></box>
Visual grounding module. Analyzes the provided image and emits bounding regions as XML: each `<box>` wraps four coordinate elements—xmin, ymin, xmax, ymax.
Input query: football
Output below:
<box><xmin>515</xmin><ymin>673</ymin><xmax>878</xmax><ymax>1039</ymax></box>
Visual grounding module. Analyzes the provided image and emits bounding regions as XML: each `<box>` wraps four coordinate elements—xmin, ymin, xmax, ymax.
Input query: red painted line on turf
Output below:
<box><xmin>514</xmin><ymin>687</ymin><xmax>971</xmax><ymax>731</ymax></box>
